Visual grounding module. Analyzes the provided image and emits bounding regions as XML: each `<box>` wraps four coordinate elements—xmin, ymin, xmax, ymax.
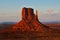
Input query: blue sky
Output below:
<box><xmin>0</xmin><ymin>0</ymin><xmax>60</xmax><ymax>22</ymax></box>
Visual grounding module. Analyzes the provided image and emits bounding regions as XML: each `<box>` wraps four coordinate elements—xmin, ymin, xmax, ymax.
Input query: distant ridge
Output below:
<box><xmin>0</xmin><ymin>22</ymin><xmax>16</xmax><ymax>24</ymax></box>
<box><xmin>43</xmin><ymin>21</ymin><xmax>60</xmax><ymax>24</ymax></box>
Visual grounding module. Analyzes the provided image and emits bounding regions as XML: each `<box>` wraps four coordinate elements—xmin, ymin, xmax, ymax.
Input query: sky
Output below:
<box><xmin>0</xmin><ymin>0</ymin><xmax>60</xmax><ymax>22</ymax></box>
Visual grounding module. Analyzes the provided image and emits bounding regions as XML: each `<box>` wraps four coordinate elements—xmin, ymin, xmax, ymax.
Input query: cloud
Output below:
<box><xmin>38</xmin><ymin>12</ymin><xmax>60</xmax><ymax>22</ymax></box>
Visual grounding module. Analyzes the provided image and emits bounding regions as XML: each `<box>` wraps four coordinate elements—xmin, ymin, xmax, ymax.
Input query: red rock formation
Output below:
<box><xmin>0</xmin><ymin>7</ymin><xmax>60</xmax><ymax>40</ymax></box>
<box><xmin>12</xmin><ymin>7</ymin><xmax>49</xmax><ymax>32</ymax></box>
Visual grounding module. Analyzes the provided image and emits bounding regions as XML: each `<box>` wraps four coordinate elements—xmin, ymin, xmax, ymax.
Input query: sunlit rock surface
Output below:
<box><xmin>0</xmin><ymin>7</ymin><xmax>60</xmax><ymax>40</ymax></box>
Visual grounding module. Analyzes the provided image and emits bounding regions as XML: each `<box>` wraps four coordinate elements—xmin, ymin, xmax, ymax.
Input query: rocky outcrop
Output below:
<box><xmin>12</xmin><ymin>7</ymin><xmax>49</xmax><ymax>32</ymax></box>
<box><xmin>0</xmin><ymin>7</ymin><xmax>60</xmax><ymax>40</ymax></box>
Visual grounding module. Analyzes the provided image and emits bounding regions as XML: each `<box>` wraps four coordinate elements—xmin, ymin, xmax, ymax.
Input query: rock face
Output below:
<box><xmin>0</xmin><ymin>7</ymin><xmax>60</xmax><ymax>40</ymax></box>
<box><xmin>12</xmin><ymin>7</ymin><xmax>49</xmax><ymax>32</ymax></box>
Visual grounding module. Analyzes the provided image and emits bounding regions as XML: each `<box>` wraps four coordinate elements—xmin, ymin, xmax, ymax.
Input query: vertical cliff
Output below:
<box><xmin>0</xmin><ymin>7</ymin><xmax>60</xmax><ymax>40</ymax></box>
<box><xmin>12</xmin><ymin>7</ymin><xmax>49</xmax><ymax>32</ymax></box>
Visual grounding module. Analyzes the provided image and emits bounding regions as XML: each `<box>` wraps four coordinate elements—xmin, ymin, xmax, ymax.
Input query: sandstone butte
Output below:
<box><xmin>0</xmin><ymin>7</ymin><xmax>60</xmax><ymax>36</ymax></box>
<box><xmin>0</xmin><ymin>7</ymin><xmax>60</xmax><ymax>40</ymax></box>
<box><xmin>12</xmin><ymin>7</ymin><xmax>50</xmax><ymax>32</ymax></box>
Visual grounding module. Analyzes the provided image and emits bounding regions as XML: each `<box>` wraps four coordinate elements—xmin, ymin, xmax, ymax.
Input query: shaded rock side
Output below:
<box><xmin>12</xmin><ymin>7</ymin><xmax>49</xmax><ymax>32</ymax></box>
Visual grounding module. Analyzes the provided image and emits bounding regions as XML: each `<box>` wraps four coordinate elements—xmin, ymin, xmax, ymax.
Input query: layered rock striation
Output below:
<box><xmin>12</xmin><ymin>7</ymin><xmax>49</xmax><ymax>32</ymax></box>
